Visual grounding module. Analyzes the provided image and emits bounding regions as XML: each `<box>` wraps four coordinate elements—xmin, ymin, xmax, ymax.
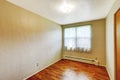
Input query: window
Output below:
<box><xmin>64</xmin><ymin>25</ymin><xmax>92</xmax><ymax>52</ymax></box>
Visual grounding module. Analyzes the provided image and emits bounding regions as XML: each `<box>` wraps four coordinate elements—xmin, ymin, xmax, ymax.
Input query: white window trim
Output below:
<box><xmin>63</xmin><ymin>25</ymin><xmax>92</xmax><ymax>53</ymax></box>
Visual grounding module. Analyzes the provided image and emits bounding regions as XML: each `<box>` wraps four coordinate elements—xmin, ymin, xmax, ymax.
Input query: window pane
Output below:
<box><xmin>64</xmin><ymin>25</ymin><xmax>92</xmax><ymax>52</ymax></box>
<box><xmin>77</xmin><ymin>38</ymin><xmax>91</xmax><ymax>51</ymax></box>
<box><xmin>64</xmin><ymin>38</ymin><xmax>76</xmax><ymax>50</ymax></box>
<box><xmin>64</xmin><ymin>27</ymin><xmax>76</xmax><ymax>38</ymax></box>
<box><xmin>76</xmin><ymin>25</ymin><xmax>91</xmax><ymax>51</ymax></box>
<box><xmin>77</xmin><ymin>25</ymin><xmax>91</xmax><ymax>38</ymax></box>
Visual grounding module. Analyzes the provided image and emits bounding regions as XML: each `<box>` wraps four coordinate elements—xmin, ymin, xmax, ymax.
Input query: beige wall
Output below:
<box><xmin>106</xmin><ymin>0</ymin><xmax>120</xmax><ymax>80</ymax></box>
<box><xmin>62</xmin><ymin>19</ymin><xmax>106</xmax><ymax>66</ymax></box>
<box><xmin>0</xmin><ymin>0</ymin><xmax>62</xmax><ymax>80</ymax></box>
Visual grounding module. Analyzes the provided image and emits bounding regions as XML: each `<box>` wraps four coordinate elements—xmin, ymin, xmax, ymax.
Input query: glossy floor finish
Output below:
<box><xmin>27</xmin><ymin>59</ymin><xmax>110</xmax><ymax>80</ymax></box>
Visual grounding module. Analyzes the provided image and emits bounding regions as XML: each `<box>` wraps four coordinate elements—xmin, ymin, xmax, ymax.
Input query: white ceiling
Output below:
<box><xmin>7</xmin><ymin>0</ymin><xmax>116</xmax><ymax>25</ymax></box>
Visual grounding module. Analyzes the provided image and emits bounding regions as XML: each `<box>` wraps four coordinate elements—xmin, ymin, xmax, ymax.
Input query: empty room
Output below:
<box><xmin>0</xmin><ymin>0</ymin><xmax>120</xmax><ymax>80</ymax></box>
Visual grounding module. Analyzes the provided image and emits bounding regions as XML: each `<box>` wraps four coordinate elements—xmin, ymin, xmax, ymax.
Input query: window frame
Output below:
<box><xmin>62</xmin><ymin>24</ymin><xmax>92</xmax><ymax>52</ymax></box>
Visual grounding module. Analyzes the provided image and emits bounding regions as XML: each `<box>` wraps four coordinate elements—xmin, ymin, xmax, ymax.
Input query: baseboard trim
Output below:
<box><xmin>23</xmin><ymin>58</ymin><xmax>62</xmax><ymax>80</ymax></box>
<box><xmin>23</xmin><ymin>70</ymin><xmax>41</xmax><ymax>80</ymax></box>
<box><xmin>23</xmin><ymin>58</ymin><xmax>106</xmax><ymax>80</ymax></box>
<box><xmin>106</xmin><ymin>65</ymin><xmax>114</xmax><ymax>80</ymax></box>
<box><xmin>63</xmin><ymin>56</ymin><xmax>105</xmax><ymax>67</ymax></box>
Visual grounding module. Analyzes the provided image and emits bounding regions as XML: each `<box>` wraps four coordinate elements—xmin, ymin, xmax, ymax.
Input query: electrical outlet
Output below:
<box><xmin>36</xmin><ymin>63</ymin><xmax>39</xmax><ymax>67</ymax></box>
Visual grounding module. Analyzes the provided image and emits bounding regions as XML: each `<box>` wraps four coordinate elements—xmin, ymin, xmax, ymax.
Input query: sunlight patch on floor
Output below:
<box><xmin>62</xmin><ymin>69</ymin><xmax>91</xmax><ymax>80</ymax></box>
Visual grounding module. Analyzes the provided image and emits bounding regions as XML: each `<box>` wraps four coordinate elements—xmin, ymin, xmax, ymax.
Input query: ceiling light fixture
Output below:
<box><xmin>58</xmin><ymin>0</ymin><xmax>75</xmax><ymax>13</ymax></box>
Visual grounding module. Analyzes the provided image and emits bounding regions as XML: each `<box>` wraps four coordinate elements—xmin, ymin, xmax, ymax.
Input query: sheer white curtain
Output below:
<box><xmin>64</xmin><ymin>25</ymin><xmax>91</xmax><ymax>52</ymax></box>
<box><xmin>64</xmin><ymin>28</ymin><xmax>76</xmax><ymax>50</ymax></box>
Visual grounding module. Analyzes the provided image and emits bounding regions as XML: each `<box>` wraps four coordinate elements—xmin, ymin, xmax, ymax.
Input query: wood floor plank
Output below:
<box><xmin>27</xmin><ymin>59</ymin><xmax>110</xmax><ymax>80</ymax></box>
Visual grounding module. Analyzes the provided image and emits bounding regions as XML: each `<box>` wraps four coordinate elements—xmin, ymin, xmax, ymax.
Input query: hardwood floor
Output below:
<box><xmin>27</xmin><ymin>59</ymin><xmax>110</xmax><ymax>80</ymax></box>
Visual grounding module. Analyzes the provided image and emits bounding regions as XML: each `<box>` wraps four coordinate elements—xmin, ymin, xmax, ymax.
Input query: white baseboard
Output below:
<box><xmin>63</xmin><ymin>56</ymin><xmax>105</xmax><ymax>67</ymax></box>
<box><xmin>23</xmin><ymin>58</ymin><xmax>61</xmax><ymax>80</ymax></box>
<box><xmin>106</xmin><ymin>65</ymin><xmax>114</xmax><ymax>80</ymax></box>
<box><xmin>23</xmin><ymin>57</ymin><xmax>106</xmax><ymax>80</ymax></box>
<box><xmin>23</xmin><ymin>70</ymin><xmax>40</xmax><ymax>80</ymax></box>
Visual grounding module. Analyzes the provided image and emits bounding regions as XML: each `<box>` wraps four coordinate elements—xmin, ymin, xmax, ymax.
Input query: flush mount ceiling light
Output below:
<box><xmin>58</xmin><ymin>0</ymin><xmax>75</xmax><ymax>13</ymax></box>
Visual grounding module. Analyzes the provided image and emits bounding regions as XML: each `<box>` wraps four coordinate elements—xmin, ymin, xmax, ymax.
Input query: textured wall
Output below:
<box><xmin>0</xmin><ymin>0</ymin><xmax>62</xmax><ymax>80</ymax></box>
